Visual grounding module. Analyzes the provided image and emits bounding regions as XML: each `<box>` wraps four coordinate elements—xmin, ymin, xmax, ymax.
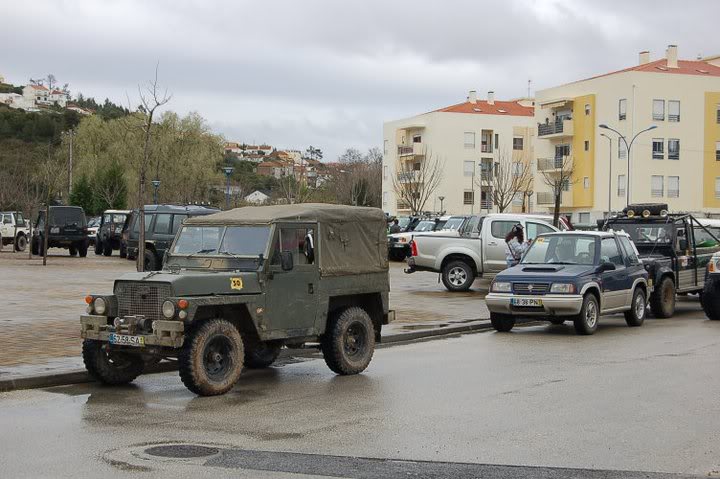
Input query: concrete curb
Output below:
<box><xmin>0</xmin><ymin>320</ymin><xmax>493</xmax><ymax>393</ymax></box>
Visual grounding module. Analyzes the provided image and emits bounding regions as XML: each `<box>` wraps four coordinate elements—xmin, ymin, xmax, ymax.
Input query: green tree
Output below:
<box><xmin>94</xmin><ymin>162</ymin><xmax>128</xmax><ymax>211</ymax></box>
<box><xmin>69</xmin><ymin>174</ymin><xmax>95</xmax><ymax>214</ymax></box>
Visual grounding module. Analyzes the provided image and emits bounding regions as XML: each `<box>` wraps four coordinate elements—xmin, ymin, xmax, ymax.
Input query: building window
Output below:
<box><xmin>383</xmin><ymin>165</ymin><xmax>388</xmax><ymax>179</ymax></box>
<box><xmin>494</xmin><ymin>133</ymin><xmax>499</xmax><ymax>149</ymax></box>
<box><xmin>561</xmin><ymin>179</ymin><xmax>570</xmax><ymax>192</ymax></box>
<box><xmin>653</xmin><ymin>99</ymin><xmax>665</xmax><ymax>121</ymax></box>
<box><xmin>668</xmin><ymin>139</ymin><xmax>680</xmax><ymax>160</ymax></box>
<box><xmin>668</xmin><ymin>176</ymin><xmax>679</xmax><ymax>198</ymax></box>
<box><xmin>464</xmin><ymin>132</ymin><xmax>475</xmax><ymax>149</ymax></box>
<box><xmin>716</xmin><ymin>141</ymin><xmax>720</xmax><ymax>161</ymax></box>
<box><xmin>555</xmin><ymin>144</ymin><xmax>570</xmax><ymax>159</ymax></box>
<box><xmin>463</xmin><ymin>190</ymin><xmax>474</xmax><ymax>205</ymax></box>
<box><xmin>619</xmin><ymin>99</ymin><xmax>627</xmax><ymax>120</ymax></box>
<box><xmin>578</xmin><ymin>212</ymin><xmax>590</xmax><ymax>224</ymax></box>
<box><xmin>583</xmin><ymin>177</ymin><xmax>590</xmax><ymax>189</ymax></box>
<box><xmin>585</xmin><ymin>104</ymin><xmax>591</xmax><ymax>115</ymax></box>
<box><xmin>584</xmin><ymin>140</ymin><xmax>589</xmax><ymax>151</ymax></box>
<box><xmin>618</xmin><ymin>142</ymin><xmax>627</xmax><ymax>160</ymax></box>
<box><xmin>413</xmin><ymin>162</ymin><xmax>421</xmax><ymax>171</ymax></box>
<box><xmin>652</xmin><ymin>138</ymin><xmax>664</xmax><ymax>160</ymax></box>
<box><xmin>668</xmin><ymin>101</ymin><xmax>680</xmax><ymax>122</ymax></box>
<box><xmin>481</xmin><ymin>131</ymin><xmax>492</xmax><ymax>152</ymax></box>
<box><xmin>716</xmin><ymin>178</ymin><xmax>720</xmax><ymax>198</ymax></box>
<box><xmin>651</xmin><ymin>175</ymin><xmax>664</xmax><ymax>197</ymax></box>
<box><xmin>463</xmin><ymin>160</ymin><xmax>475</xmax><ymax>177</ymax></box>
<box><xmin>413</xmin><ymin>134</ymin><xmax>422</xmax><ymax>143</ymax></box>
<box><xmin>513</xmin><ymin>137</ymin><xmax>524</xmax><ymax>150</ymax></box>
<box><xmin>382</xmin><ymin>192</ymin><xmax>388</xmax><ymax>206</ymax></box>
<box><xmin>512</xmin><ymin>162</ymin><xmax>523</xmax><ymax>177</ymax></box>
<box><xmin>717</xmin><ymin>104</ymin><xmax>720</xmax><ymax>124</ymax></box>
<box><xmin>618</xmin><ymin>175</ymin><xmax>626</xmax><ymax>197</ymax></box>
<box><xmin>383</xmin><ymin>139</ymin><xmax>388</xmax><ymax>155</ymax></box>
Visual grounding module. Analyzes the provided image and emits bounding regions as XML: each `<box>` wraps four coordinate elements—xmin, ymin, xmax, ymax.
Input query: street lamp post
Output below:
<box><xmin>151</xmin><ymin>179</ymin><xmax>161</xmax><ymax>204</ymax></box>
<box><xmin>438</xmin><ymin>196</ymin><xmax>445</xmax><ymax>214</ymax></box>
<box><xmin>599</xmin><ymin>124</ymin><xmax>657</xmax><ymax>207</ymax></box>
<box><xmin>600</xmin><ymin>133</ymin><xmax>612</xmax><ymax>216</ymax></box>
<box><xmin>222</xmin><ymin>166</ymin><xmax>235</xmax><ymax>210</ymax></box>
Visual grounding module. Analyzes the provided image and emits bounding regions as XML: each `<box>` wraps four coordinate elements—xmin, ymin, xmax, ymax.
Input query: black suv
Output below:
<box><xmin>94</xmin><ymin>209</ymin><xmax>130</xmax><ymax>257</ymax></box>
<box><xmin>126</xmin><ymin>204</ymin><xmax>218</xmax><ymax>270</ymax></box>
<box><xmin>32</xmin><ymin>206</ymin><xmax>90</xmax><ymax>256</ymax></box>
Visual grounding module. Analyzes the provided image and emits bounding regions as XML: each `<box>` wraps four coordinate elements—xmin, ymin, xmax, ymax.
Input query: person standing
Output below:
<box><xmin>505</xmin><ymin>224</ymin><xmax>528</xmax><ymax>268</ymax></box>
<box><xmin>389</xmin><ymin>219</ymin><xmax>401</xmax><ymax>234</ymax></box>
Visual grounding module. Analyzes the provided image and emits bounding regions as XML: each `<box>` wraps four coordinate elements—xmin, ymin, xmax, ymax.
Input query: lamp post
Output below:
<box><xmin>151</xmin><ymin>179</ymin><xmax>161</xmax><ymax>204</ymax></box>
<box><xmin>600</xmin><ymin>133</ymin><xmax>612</xmax><ymax>216</ymax></box>
<box><xmin>599</xmin><ymin>124</ymin><xmax>657</xmax><ymax>207</ymax></box>
<box><xmin>222</xmin><ymin>166</ymin><xmax>235</xmax><ymax>209</ymax></box>
<box><xmin>438</xmin><ymin>196</ymin><xmax>445</xmax><ymax>214</ymax></box>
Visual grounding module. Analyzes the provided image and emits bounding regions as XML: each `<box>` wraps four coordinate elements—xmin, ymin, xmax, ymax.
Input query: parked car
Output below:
<box><xmin>125</xmin><ymin>204</ymin><xmax>219</xmax><ymax>270</ymax></box>
<box><xmin>80</xmin><ymin>204</ymin><xmax>393</xmax><ymax>396</ymax></box>
<box><xmin>485</xmin><ymin>231</ymin><xmax>649</xmax><ymax>335</ymax></box>
<box><xmin>702</xmin><ymin>250</ymin><xmax>720</xmax><ymax>320</ymax></box>
<box><xmin>94</xmin><ymin>209</ymin><xmax>130</xmax><ymax>257</ymax></box>
<box><xmin>0</xmin><ymin>211</ymin><xmax>30</xmax><ymax>252</ymax></box>
<box><xmin>87</xmin><ymin>216</ymin><xmax>101</xmax><ymax>245</ymax></box>
<box><xmin>406</xmin><ymin>213</ymin><xmax>560</xmax><ymax>291</ymax></box>
<box><xmin>387</xmin><ymin>215</ymin><xmax>476</xmax><ymax>261</ymax></box>
<box><xmin>31</xmin><ymin>206</ymin><xmax>89</xmax><ymax>256</ymax></box>
<box><xmin>598</xmin><ymin>203</ymin><xmax>720</xmax><ymax>318</ymax></box>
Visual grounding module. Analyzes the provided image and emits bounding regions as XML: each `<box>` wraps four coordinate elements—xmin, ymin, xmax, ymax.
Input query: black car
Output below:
<box><xmin>126</xmin><ymin>204</ymin><xmax>219</xmax><ymax>270</ymax></box>
<box><xmin>32</xmin><ymin>206</ymin><xmax>90</xmax><ymax>256</ymax></box>
<box><xmin>94</xmin><ymin>209</ymin><xmax>130</xmax><ymax>257</ymax></box>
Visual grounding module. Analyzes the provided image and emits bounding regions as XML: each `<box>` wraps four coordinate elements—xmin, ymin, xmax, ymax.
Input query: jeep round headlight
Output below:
<box><xmin>162</xmin><ymin>300</ymin><xmax>176</xmax><ymax>319</ymax></box>
<box><xmin>491</xmin><ymin>281</ymin><xmax>512</xmax><ymax>293</ymax></box>
<box><xmin>93</xmin><ymin>297</ymin><xmax>107</xmax><ymax>315</ymax></box>
<box><xmin>550</xmin><ymin>283</ymin><xmax>576</xmax><ymax>294</ymax></box>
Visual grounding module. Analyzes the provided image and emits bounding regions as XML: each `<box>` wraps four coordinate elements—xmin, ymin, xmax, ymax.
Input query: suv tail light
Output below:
<box><xmin>410</xmin><ymin>240</ymin><xmax>418</xmax><ymax>257</ymax></box>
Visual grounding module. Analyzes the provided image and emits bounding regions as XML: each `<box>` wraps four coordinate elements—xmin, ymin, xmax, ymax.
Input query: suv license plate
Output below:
<box><xmin>50</xmin><ymin>227</ymin><xmax>60</xmax><ymax>234</ymax></box>
<box><xmin>108</xmin><ymin>333</ymin><xmax>145</xmax><ymax>347</ymax></box>
<box><xmin>511</xmin><ymin>298</ymin><xmax>543</xmax><ymax>307</ymax></box>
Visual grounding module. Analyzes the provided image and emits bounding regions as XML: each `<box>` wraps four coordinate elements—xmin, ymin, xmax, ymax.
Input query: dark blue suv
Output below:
<box><xmin>486</xmin><ymin>231</ymin><xmax>648</xmax><ymax>335</ymax></box>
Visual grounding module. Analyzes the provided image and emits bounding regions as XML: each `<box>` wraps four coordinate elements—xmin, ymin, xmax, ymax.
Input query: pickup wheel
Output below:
<box><xmin>441</xmin><ymin>260</ymin><xmax>474</xmax><ymax>292</ymax></box>
<box><xmin>490</xmin><ymin>312</ymin><xmax>515</xmax><ymax>332</ymax></box>
<box><xmin>573</xmin><ymin>294</ymin><xmax>599</xmax><ymax>335</ymax></box>
<box><xmin>650</xmin><ymin>276</ymin><xmax>675</xmax><ymax>318</ymax></box>
<box><xmin>82</xmin><ymin>339</ymin><xmax>145</xmax><ymax>385</ymax></box>
<box><xmin>624</xmin><ymin>288</ymin><xmax>646</xmax><ymax>327</ymax></box>
<box><xmin>179</xmin><ymin>319</ymin><xmax>245</xmax><ymax>396</ymax></box>
<box><xmin>243</xmin><ymin>339</ymin><xmax>282</xmax><ymax>368</ymax></box>
<box><xmin>322</xmin><ymin>306</ymin><xmax>375</xmax><ymax>375</ymax></box>
<box><xmin>14</xmin><ymin>234</ymin><xmax>27</xmax><ymax>252</ymax></box>
<box><xmin>702</xmin><ymin>276</ymin><xmax>720</xmax><ymax>320</ymax></box>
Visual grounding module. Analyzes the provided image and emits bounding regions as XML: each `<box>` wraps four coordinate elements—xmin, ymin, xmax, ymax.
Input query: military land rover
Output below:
<box><xmin>80</xmin><ymin>204</ymin><xmax>393</xmax><ymax>396</ymax></box>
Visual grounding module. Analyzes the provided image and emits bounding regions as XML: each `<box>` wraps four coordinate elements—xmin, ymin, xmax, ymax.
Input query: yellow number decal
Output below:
<box><xmin>230</xmin><ymin>277</ymin><xmax>243</xmax><ymax>290</ymax></box>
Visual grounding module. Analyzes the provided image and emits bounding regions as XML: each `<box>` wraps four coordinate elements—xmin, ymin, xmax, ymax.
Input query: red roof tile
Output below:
<box><xmin>576</xmin><ymin>59</ymin><xmax>720</xmax><ymax>83</ymax></box>
<box><xmin>435</xmin><ymin>100</ymin><xmax>534</xmax><ymax>117</ymax></box>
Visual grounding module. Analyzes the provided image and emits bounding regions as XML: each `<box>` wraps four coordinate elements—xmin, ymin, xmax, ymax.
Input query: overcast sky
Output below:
<box><xmin>2</xmin><ymin>0</ymin><xmax>716</xmax><ymax>160</ymax></box>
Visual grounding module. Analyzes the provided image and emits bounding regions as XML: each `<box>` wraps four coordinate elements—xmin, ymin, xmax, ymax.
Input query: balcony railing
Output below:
<box><xmin>480</xmin><ymin>200</ymin><xmax>493</xmax><ymax>210</ymax></box>
<box><xmin>538</xmin><ymin>118</ymin><xmax>572</xmax><ymax>137</ymax></box>
<box><xmin>537</xmin><ymin>192</ymin><xmax>555</xmax><ymax>205</ymax></box>
<box><xmin>537</xmin><ymin>157</ymin><xmax>568</xmax><ymax>171</ymax></box>
<box><xmin>396</xmin><ymin>171</ymin><xmax>418</xmax><ymax>183</ymax></box>
<box><xmin>397</xmin><ymin>146</ymin><xmax>414</xmax><ymax>156</ymax></box>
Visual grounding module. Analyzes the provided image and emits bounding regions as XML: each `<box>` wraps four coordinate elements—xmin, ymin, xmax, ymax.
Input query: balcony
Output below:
<box><xmin>536</xmin><ymin>157</ymin><xmax>571</xmax><ymax>172</ymax></box>
<box><xmin>396</xmin><ymin>171</ymin><xmax>419</xmax><ymax>184</ymax></box>
<box><xmin>537</xmin><ymin>119</ymin><xmax>573</xmax><ymax>139</ymax></box>
<box><xmin>397</xmin><ymin>142</ymin><xmax>425</xmax><ymax>158</ymax></box>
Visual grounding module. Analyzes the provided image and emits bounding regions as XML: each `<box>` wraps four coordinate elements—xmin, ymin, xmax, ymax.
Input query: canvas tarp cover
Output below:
<box><xmin>186</xmin><ymin>204</ymin><xmax>388</xmax><ymax>276</ymax></box>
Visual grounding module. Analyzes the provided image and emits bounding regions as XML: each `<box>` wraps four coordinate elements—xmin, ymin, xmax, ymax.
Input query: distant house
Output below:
<box><xmin>257</xmin><ymin>160</ymin><xmax>292</xmax><ymax>178</ymax></box>
<box><xmin>244</xmin><ymin>189</ymin><xmax>271</xmax><ymax>204</ymax></box>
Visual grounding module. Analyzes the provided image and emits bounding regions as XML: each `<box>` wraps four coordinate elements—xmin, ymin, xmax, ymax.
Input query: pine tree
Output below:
<box><xmin>69</xmin><ymin>174</ymin><xmax>95</xmax><ymax>214</ymax></box>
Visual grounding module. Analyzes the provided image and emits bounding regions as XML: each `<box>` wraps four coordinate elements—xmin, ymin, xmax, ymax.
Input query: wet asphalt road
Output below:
<box><xmin>1</xmin><ymin>300</ymin><xmax>719</xmax><ymax>478</ymax></box>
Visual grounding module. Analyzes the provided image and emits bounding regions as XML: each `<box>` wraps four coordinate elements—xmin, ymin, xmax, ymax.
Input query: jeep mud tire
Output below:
<box><xmin>490</xmin><ymin>312</ymin><xmax>515</xmax><ymax>332</ymax></box>
<box><xmin>78</xmin><ymin>241</ymin><xmax>88</xmax><ymax>257</ymax></box>
<box><xmin>14</xmin><ymin>234</ymin><xmax>27</xmax><ymax>252</ymax></box>
<box><xmin>95</xmin><ymin>239</ymin><xmax>103</xmax><ymax>255</ymax></box>
<box><xmin>624</xmin><ymin>287</ymin><xmax>647</xmax><ymax>327</ymax></box>
<box><xmin>702</xmin><ymin>276</ymin><xmax>720</xmax><ymax>320</ymax></box>
<box><xmin>243</xmin><ymin>339</ymin><xmax>282</xmax><ymax>369</ymax></box>
<box><xmin>82</xmin><ymin>339</ymin><xmax>145</xmax><ymax>385</ymax></box>
<box><xmin>144</xmin><ymin>250</ymin><xmax>158</xmax><ymax>271</ymax></box>
<box><xmin>573</xmin><ymin>293</ymin><xmax>599</xmax><ymax>335</ymax></box>
<box><xmin>179</xmin><ymin>319</ymin><xmax>245</xmax><ymax>396</ymax></box>
<box><xmin>650</xmin><ymin>276</ymin><xmax>675</xmax><ymax>318</ymax></box>
<box><xmin>441</xmin><ymin>260</ymin><xmax>474</xmax><ymax>292</ymax></box>
<box><xmin>103</xmin><ymin>240</ymin><xmax>113</xmax><ymax>256</ymax></box>
<box><xmin>322</xmin><ymin>306</ymin><xmax>375</xmax><ymax>375</ymax></box>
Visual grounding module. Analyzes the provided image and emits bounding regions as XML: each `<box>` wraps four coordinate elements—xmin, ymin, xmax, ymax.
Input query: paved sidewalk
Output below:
<box><xmin>0</xmin><ymin>251</ymin><xmax>490</xmax><ymax>388</ymax></box>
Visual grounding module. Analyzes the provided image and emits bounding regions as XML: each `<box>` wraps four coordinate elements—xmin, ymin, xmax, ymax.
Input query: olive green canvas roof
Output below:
<box><xmin>185</xmin><ymin>203</ymin><xmax>385</xmax><ymax>225</ymax></box>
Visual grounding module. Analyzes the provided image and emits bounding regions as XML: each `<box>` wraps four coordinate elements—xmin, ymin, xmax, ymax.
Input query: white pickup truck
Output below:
<box><xmin>406</xmin><ymin>213</ymin><xmax>563</xmax><ymax>291</ymax></box>
<box><xmin>0</xmin><ymin>211</ymin><xmax>30</xmax><ymax>252</ymax></box>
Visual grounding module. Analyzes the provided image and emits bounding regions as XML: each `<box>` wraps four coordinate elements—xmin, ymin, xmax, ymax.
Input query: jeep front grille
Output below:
<box><xmin>512</xmin><ymin>282</ymin><xmax>550</xmax><ymax>295</ymax></box>
<box><xmin>115</xmin><ymin>281</ymin><xmax>172</xmax><ymax>320</ymax></box>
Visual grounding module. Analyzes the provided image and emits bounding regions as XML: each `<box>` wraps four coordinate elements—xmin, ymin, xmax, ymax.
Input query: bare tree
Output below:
<box><xmin>277</xmin><ymin>170</ymin><xmax>313</xmax><ymax>205</ymax></box>
<box><xmin>475</xmin><ymin>150</ymin><xmax>533</xmax><ymax>213</ymax></box>
<box><xmin>45</xmin><ymin>74</ymin><xmax>57</xmax><ymax>90</ymax></box>
<box><xmin>391</xmin><ymin>147</ymin><xmax>444</xmax><ymax>215</ymax></box>
<box><xmin>539</xmin><ymin>155</ymin><xmax>575</xmax><ymax>227</ymax></box>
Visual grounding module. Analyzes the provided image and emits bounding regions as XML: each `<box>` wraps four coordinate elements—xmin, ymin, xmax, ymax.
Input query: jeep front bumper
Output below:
<box><xmin>80</xmin><ymin>315</ymin><xmax>185</xmax><ymax>348</ymax></box>
<box><xmin>485</xmin><ymin>293</ymin><xmax>584</xmax><ymax>316</ymax></box>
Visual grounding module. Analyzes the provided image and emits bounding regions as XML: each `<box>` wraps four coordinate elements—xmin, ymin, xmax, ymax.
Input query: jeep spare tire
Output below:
<box><xmin>441</xmin><ymin>260</ymin><xmax>474</xmax><ymax>292</ymax></box>
<box><xmin>243</xmin><ymin>339</ymin><xmax>281</xmax><ymax>368</ymax></box>
<box><xmin>179</xmin><ymin>319</ymin><xmax>244</xmax><ymax>396</ymax></box>
<box><xmin>322</xmin><ymin>306</ymin><xmax>375</xmax><ymax>375</ymax></box>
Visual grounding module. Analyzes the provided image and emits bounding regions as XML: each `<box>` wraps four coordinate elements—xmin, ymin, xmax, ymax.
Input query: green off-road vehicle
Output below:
<box><xmin>80</xmin><ymin>204</ymin><xmax>393</xmax><ymax>396</ymax></box>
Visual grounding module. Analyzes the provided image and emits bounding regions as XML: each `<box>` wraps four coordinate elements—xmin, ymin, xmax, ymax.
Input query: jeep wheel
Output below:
<box><xmin>69</xmin><ymin>245</ymin><xmax>78</xmax><ymax>256</ymax></box>
<box><xmin>650</xmin><ymin>276</ymin><xmax>675</xmax><ymax>318</ymax></box>
<box><xmin>573</xmin><ymin>294</ymin><xmax>599</xmax><ymax>335</ymax></box>
<box><xmin>82</xmin><ymin>339</ymin><xmax>145</xmax><ymax>385</ymax></box>
<box><xmin>322</xmin><ymin>306</ymin><xmax>375</xmax><ymax>375</ymax></box>
<box><xmin>702</xmin><ymin>276</ymin><xmax>720</xmax><ymax>320</ymax></box>
<box><xmin>14</xmin><ymin>234</ymin><xmax>27</xmax><ymax>252</ymax></box>
<box><xmin>179</xmin><ymin>319</ymin><xmax>244</xmax><ymax>396</ymax></box>
<box><xmin>78</xmin><ymin>241</ymin><xmax>88</xmax><ymax>257</ymax></box>
<box><xmin>441</xmin><ymin>260</ymin><xmax>474</xmax><ymax>292</ymax></box>
<box><xmin>144</xmin><ymin>250</ymin><xmax>158</xmax><ymax>271</ymax></box>
<box><xmin>31</xmin><ymin>237</ymin><xmax>39</xmax><ymax>256</ymax></box>
<box><xmin>243</xmin><ymin>339</ymin><xmax>282</xmax><ymax>368</ymax></box>
<box><xmin>624</xmin><ymin>288</ymin><xmax>646</xmax><ymax>327</ymax></box>
<box><xmin>94</xmin><ymin>239</ymin><xmax>102</xmax><ymax>255</ymax></box>
<box><xmin>103</xmin><ymin>240</ymin><xmax>113</xmax><ymax>256</ymax></box>
<box><xmin>490</xmin><ymin>312</ymin><xmax>515</xmax><ymax>332</ymax></box>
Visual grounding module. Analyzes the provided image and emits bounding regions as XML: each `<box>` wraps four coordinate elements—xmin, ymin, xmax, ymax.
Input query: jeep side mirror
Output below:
<box><xmin>598</xmin><ymin>262</ymin><xmax>616</xmax><ymax>273</ymax></box>
<box><xmin>280</xmin><ymin>251</ymin><xmax>294</xmax><ymax>271</ymax></box>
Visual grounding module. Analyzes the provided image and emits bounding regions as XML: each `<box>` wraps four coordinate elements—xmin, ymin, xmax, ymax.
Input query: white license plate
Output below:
<box><xmin>108</xmin><ymin>333</ymin><xmax>145</xmax><ymax>347</ymax></box>
<box><xmin>50</xmin><ymin>227</ymin><xmax>60</xmax><ymax>234</ymax></box>
<box><xmin>392</xmin><ymin>243</ymin><xmax>407</xmax><ymax>248</ymax></box>
<box><xmin>511</xmin><ymin>298</ymin><xmax>543</xmax><ymax>307</ymax></box>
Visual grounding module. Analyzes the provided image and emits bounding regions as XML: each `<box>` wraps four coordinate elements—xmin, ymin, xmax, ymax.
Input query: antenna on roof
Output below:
<box><xmin>527</xmin><ymin>78</ymin><xmax>532</xmax><ymax>98</ymax></box>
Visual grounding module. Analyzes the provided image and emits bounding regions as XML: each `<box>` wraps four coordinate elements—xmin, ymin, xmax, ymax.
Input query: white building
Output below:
<box><xmin>382</xmin><ymin>91</ymin><xmax>536</xmax><ymax>216</ymax></box>
<box><xmin>244</xmin><ymin>190</ymin><xmax>271</xmax><ymax>204</ymax></box>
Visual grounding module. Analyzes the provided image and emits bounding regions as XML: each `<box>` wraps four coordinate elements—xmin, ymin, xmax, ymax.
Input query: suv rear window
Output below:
<box><xmin>49</xmin><ymin>208</ymin><xmax>85</xmax><ymax>227</ymax></box>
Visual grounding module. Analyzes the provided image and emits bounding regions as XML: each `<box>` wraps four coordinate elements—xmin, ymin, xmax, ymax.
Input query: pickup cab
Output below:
<box><xmin>406</xmin><ymin>213</ymin><xmax>559</xmax><ymax>291</ymax></box>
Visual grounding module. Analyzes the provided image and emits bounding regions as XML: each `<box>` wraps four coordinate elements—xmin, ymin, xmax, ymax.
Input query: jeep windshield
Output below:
<box><xmin>522</xmin><ymin>235</ymin><xmax>597</xmax><ymax>265</ymax></box>
<box><xmin>172</xmin><ymin>225</ymin><xmax>271</xmax><ymax>257</ymax></box>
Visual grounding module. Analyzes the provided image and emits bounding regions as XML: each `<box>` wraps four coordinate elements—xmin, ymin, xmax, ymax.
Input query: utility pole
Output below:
<box><xmin>601</xmin><ymin>133</ymin><xmax>612</xmax><ymax>216</ymax></box>
<box><xmin>67</xmin><ymin>129</ymin><xmax>75</xmax><ymax>198</ymax></box>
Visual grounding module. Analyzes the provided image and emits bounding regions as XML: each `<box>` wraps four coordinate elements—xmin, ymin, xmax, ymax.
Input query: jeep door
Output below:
<box><xmin>265</xmin><ymin>224</ymin><xmax>319</xmax><ymax>336</ymax></box>
<box><xmin>599</xmin><ymin>237</ymin><xmax>631</xmax><ymax>310</ymax></box>
<box><xmin>675</xmin><ymin>222</ymin><xmax>699</xmax><ymax>291</ymax></box>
